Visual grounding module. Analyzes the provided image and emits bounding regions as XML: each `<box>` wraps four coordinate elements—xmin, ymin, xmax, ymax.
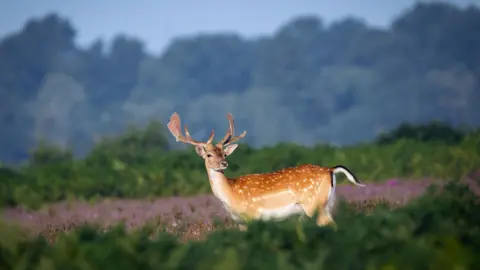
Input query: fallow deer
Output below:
<box><xmin>166</xmin><ymin>112</ymin><xmax>365</xmax><ymax>229</ymax></box>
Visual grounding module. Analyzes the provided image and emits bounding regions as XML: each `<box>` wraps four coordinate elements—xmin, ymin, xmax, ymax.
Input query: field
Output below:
<box><xmin>3</xmin><ymin>178</ymin><xmax>439</xmax><ymax>242</ymax></box>
<box><xmin>1</xmin><ymin>126</ymin><xmax>480</xmax><ymax>269</ymax></box>
<box><xmin>1</xmin><ymin>176</ymin><xmax>479</xmax><ymax>269</ymax></box>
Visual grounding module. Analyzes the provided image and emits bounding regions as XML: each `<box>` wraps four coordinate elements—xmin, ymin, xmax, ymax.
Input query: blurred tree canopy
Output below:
<box><xmin>1</xmin><ymin>3</ymin><xmax>480</xmax><ymax>163</ymax></box>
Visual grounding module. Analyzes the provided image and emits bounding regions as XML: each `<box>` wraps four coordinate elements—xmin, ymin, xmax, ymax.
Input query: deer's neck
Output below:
<box><xmin>206</xmin><ymin>168</ymin><xmax>234</xmax><ymax>205</ymax></box>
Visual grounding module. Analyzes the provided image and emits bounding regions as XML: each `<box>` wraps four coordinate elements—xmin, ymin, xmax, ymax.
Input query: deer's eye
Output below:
<box><xmin>207</xmin><ymin>154</ymin><xmax>212</xmax><ymax>158</ymax></box>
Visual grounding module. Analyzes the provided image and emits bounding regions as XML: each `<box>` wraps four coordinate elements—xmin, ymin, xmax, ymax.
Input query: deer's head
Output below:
<box><xmin>167</xmin><ymin>112</ymin><xmax>246</xmax><ymax>171</ymax></box>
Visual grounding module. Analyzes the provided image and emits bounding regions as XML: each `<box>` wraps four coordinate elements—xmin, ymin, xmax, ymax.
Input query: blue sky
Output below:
<box><xmin>1</xmin><ymin>0</ymin><xmax>478</xmax><ymax>54</ymax></box>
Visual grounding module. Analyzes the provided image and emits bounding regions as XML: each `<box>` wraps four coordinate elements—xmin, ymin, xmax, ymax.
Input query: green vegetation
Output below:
<box><xmin>375</xmin><ymin>122</ymin><xmax>479</xmax><ymax>145</ymax></box>
<box><xmin>1</xmin><ymin>122</ymin><xmax>479</xmax><ymax>209</ymax></box>
<box><xmin>1</xmin><ymin>2</ymin><xmax>480</xmax><ymax>163</ymax></box>
<box><xmin>1</xmin><ymin>181</ymin><xmax>479</xmax><ymax>269</ymax></box>
<box><xmin>1</xmin><ymin>3</ymin><xmax>478</xmax><ymax>267</ymax></box>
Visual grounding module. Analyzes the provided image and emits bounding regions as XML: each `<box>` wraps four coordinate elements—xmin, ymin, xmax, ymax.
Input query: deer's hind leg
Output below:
<box><xmin>316</xmin><ymin>185</ymin><xmax>337</xmax><ymax>228</ymax></box>
<box><xmin>299</xmin><ymin>202</ymin><xmax>335</xmax><ymax>227</ymax></box>
<box><xmin>316</xmin><ymin>209</ymin><xmax>335</xmax><ymax>226</ymax></box>
<box><xmin>297</xmin><ymin>180</ymin><xmax>335</xmax><ymax>227</ymax></box>
<box><xmin>302</xmin><ymin>179</ymin><xmax>337</xmax><ymax>227</ymax></box>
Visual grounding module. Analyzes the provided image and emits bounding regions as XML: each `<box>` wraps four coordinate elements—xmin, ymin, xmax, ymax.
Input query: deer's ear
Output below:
<box><xmin>224</xmin><ymin>144</ymin><xmax>238</xmax><ymax>156</ymax></box>
<box><xmin>195</xmin><ymin>146</ymin><xmax>206</xmax><ymax>157</ymax></box>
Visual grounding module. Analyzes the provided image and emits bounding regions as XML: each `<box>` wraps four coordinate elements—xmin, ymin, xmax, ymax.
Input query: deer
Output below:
<box><xmin>166</xmin><ymin>112</ymin><xmax>366</xmax><ymax>230</ymax></box>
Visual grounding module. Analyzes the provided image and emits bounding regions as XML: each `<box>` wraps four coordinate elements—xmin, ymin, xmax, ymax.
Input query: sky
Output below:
<box><xmin>0</xmin><ymin>0</ymin><xmax>478</xmax><ymax>55</ymax></box>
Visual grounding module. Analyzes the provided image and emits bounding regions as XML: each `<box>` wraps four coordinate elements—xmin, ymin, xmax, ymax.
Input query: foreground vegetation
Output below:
<box><xmin>0</xmin><ymin>122</ymin><xmax>479</xmax><ymax>209</ymax></box>
<box><xmin>1</xmin><ymin>181</ymin><xmax>479</xmax><ymax>269</ymax></box>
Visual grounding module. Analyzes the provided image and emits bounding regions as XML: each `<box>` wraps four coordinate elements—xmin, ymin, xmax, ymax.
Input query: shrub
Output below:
<box><xmin>0</xmin><ymin>181</ymin><xmax>478</xmax><ymax>269</ymax></box>
<box><xmin>1</xmin><ymin>123</ymin><xmax>479</xmax><ymax>208</ymax></box>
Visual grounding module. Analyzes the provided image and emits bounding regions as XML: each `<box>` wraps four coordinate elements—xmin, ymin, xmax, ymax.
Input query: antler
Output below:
<box><xmin>167</xmin><ymin>112</ymin><xmax>214</xmax><ymax>146</ymax></box>
<box><xmin>216</xmin><ymin>113</ymin><xmax>247</xmax><ymax>147</ymax></box>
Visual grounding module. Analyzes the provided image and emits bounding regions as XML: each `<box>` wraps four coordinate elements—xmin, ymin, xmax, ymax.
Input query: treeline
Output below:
<box><xmin>0</xmin><ymin>122</ymin><xmax>479</xmax><ymax>209</ymax></box>
<box><xmin>1</xmin><ymin>181</ymin><xmax>479</xmax><ymax>269</ymax></box>
<box><xmin>1</xmin><ymin>2</ymin><xmax>480</xmax><ymax>163</ymax></box>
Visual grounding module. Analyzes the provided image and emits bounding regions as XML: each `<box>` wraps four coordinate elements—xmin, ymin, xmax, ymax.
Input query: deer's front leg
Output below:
<box><xmin>238</xmin><ymin>224</ymin><xmax>248</xmax><ymax>231</ymax></box>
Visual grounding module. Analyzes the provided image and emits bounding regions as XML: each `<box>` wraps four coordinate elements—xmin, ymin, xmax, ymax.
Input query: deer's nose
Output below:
<box><xmin>221</xmin><ymin>161</ymin><xmax>228</xmax><ymax>167</ymax></box>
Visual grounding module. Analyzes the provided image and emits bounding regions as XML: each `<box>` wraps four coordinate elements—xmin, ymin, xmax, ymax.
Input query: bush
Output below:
<box><xmin>0</xmin><ymin>181</ymin><xmax>478</xmax><ymax>269</ymax></box>
<box><xmin>375</xmin><ymin>121</ymin><xmax>478</xmax><ymax>145</ymax></box>
<box><xmin>1</xmin><ymin>122</ymin><xmax>479</xmax><ymax>208</ymax></box>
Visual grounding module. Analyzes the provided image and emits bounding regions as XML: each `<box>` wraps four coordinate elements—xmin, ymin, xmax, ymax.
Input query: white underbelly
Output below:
<box><xmin>258</xmin><ymin>203</ymin><xmax>305</xmax><ymax>221</ymax></box>
<box><xmin>224</xmin><ymin>203</ymin><xmax>304</xmax><ymax>223</ymax></box>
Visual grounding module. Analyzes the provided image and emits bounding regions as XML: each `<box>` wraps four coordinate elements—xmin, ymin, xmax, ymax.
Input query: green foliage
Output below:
<box><xmin>1</xmin><ymin>125</ymin><xmax>479</xmax><ymax>209</ymax></box>
<box><xmin>29</xmin><ymin>140</ymin><xmax>74</xmax><ymax>166</ymax></box>
<box><xmin>1</xmin><ymin>182</ymin><xmax>479</xmax><ymax>269</ymax></box>
<box><xmin>87</xmin><ymin>120</ymin><xmax>170</xmax><ymax>164</ymax></box>
<box><xmin>376</xmin><ymin>121</ymin><xmax>477</xmax><ymax>145</ymax></box>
